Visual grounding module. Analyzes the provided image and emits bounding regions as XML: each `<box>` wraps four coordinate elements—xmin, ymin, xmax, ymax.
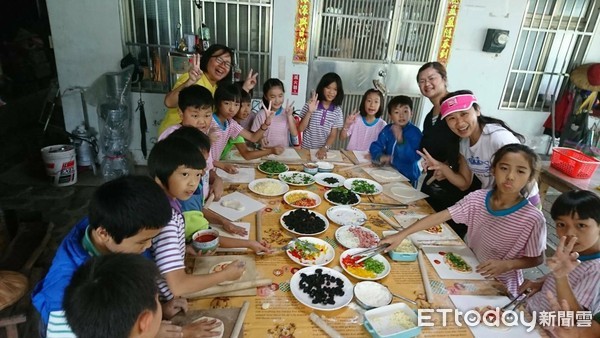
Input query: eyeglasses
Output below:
<box><xmin>214</xmin><ymin>56</ymin><xmax>232</xmax><ymax>69</ymax></box>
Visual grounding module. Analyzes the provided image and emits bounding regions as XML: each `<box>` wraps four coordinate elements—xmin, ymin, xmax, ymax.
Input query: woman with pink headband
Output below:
<box><xmin>420</xmin><ymin>90</ymin><xmax>541</xmax><ymax>207</ymax></box>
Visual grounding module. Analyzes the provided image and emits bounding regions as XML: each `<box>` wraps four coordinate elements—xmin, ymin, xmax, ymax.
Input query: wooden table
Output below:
<box><xmin>538</xmin><ymin>161</ymin><xmax>600</xmax><ymax>202</ymax></box>
<box><xmin>186</xmin><ymin>149</ymin><xmax>548</xmax><ymax>337</ymax></box>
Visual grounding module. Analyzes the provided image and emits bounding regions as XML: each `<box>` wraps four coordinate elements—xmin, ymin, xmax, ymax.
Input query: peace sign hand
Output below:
<box><xmin>308</xmin><ymin>91</ymin><xmax>319</xmax><ymax>113</ymax></box>
<box><xmin>344</xmin><ymin>109</ymin><xmax>359</xmax><ymax>127</ymax></box>
<box><xmin>243</xmin><ymin>69</ymin><xmax>259</xmax><ymax>91</ymax></box>
<box><xmin>284</xmin><ymin>99</ymin><xmax>295</xmax><ymax>116</ymax></box>
<box><xmin>186</xmin><ymin>54</ymin><xmax>202</xmax><ymax>85</ymax></box>
<box><xmin>261</xmin><ymin>101</ymin><xmax>274</xmax><ymax>125</ymax></box>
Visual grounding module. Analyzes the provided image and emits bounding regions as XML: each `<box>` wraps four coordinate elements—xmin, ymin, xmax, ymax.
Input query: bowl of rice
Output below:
<box><xmin>248</xmin><ymin>178</ymin><xmax>289</xmax><ymax>197</ymax></box>
<box><xmin>363</xmin><ymin>302</ymin><xmax>421</xmax><ymax>338</ymax></box>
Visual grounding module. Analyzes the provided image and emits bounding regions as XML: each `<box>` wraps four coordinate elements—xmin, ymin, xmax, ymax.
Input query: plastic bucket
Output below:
<box><xmin>40</xmin><ymin>145</ymin><xmax>78</xmax><ymax>186</ymax></box>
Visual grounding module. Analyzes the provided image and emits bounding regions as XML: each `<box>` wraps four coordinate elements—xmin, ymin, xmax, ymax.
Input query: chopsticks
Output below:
<box><xmin>501</xmin><ymin>288</ymin><xmax>532</xmax><ymax>311</ymax></box>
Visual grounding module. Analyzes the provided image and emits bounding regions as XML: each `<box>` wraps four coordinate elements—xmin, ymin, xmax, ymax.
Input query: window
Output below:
<box><xmin>501</xmin><ymin>0</ymin><xmax>600</xmax><ymax>111</ymax></box>
<box><xmin>120</xmin><ymin>0</ymin><xmax>272</xmax><ymax>94</ymax></box>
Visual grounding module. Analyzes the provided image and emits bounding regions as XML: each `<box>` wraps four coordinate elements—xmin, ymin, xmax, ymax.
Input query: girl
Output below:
<box><xmin>210</xmin><ymin>84</ymin><xmax>273</xmax><ymax>173</ymax></box>
<box><xmin>222</xmin><ymin>88</ymin><xmax>284</xmax><ymax>160</ymax></box>
<box><xmin>417</xmin><ymin>62</ymin><xmax>476</xmax><ymax>238</ymax></box>
<box><xmin>523</xmin><ymin>190</ymin><xmax>600</xmax><ymax>316</ymax></box>
<box><xmin>421</xmin><ymin>90</ymin><xmax>541</xmax><ymax>206</ymax></box>
<box><xmin>341</xmin><ymin>88</ymin><xmax>387</xmax><ymax>151</ymax></box>
<box><xmin>382</xmin><ymin>143</ymin><xmax>546</xmax><ymax>296</ymax></box>
<box><xmin>297</xmin><ymin>72</ymin><xmax>345</xmax><ymax>159</ymax></box>
<box><xmin>251</xmin><ymin>78</ymin><xmax>299</xmax><ymax>148</ymax></box>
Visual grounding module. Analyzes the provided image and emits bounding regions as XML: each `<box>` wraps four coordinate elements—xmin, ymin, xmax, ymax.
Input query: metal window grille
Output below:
<box><xmin>500</xmin><ymin>0</ymin><xmax>600</xmax><ymax>111</ymax></box>
<box><xmin>121</xmin><ymin>0</ymin><xmax>271</xmax><ymax>95</ymax></box>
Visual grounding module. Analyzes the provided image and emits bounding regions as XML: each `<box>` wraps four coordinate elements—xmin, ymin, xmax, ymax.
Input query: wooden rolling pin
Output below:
<box><xmin>182</xmin><ymin>278</ymin><xmax>272</xmax><ymax>299</ymax></box>
<box><xmin>309</xmin><ymin>313</ymin><xmax>343</xmax><ymax>338</ymax></box>
<box><xmin>230</xmin><ymin>301</ymin><xmax>249</xmax><ymax>338</ymax></box>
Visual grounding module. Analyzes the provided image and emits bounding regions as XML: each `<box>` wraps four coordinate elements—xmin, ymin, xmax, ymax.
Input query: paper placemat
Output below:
<box><xmin>309</xmin><ymin>149</ymin><xmax>345</xmax><ymax>162</ymax></box>
<box><xmin>421</xmin><ymin>245</ymin><xmax>485</xmax><ymax>280</ymax></box>
<box><xmin>206</xmin><ymin>192</ymin><xmax>265</xmax><ymax>221</ymax></box>
<box><xmin>363</xmin><ymin>166</ymin><xmax>409</xmax><ymax>183</ymax></box>
<box><xmin>352</xmin><ymin>150</ymin><xmax>371</xmax><ymax>163</ymax></box>
<box><xmin>382</xmin><ymin>182</ymin><xmax>428</xmax><ymax>204</ymax></box>
<box><xmin>216</xmin><ymin>168</ymin><xmax>255</xmax><ymax>184</ymax></box>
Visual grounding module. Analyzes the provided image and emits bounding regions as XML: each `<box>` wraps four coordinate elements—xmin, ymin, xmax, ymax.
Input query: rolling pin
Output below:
<box><xmin>182</xmin><ymin>278</ymin><xmax>272</xmax><ymax>299</ymax></box>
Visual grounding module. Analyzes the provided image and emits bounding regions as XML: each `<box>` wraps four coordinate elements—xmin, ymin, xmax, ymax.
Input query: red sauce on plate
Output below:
<box><xmin>433</xmin><ymin>259</ymin><xmax>441</xmax><ymax>264</ymax></box>
<box><xmin>438</xmin><ymin>251</ymin><xmax>446</xmax><ymax>255</ymax></box>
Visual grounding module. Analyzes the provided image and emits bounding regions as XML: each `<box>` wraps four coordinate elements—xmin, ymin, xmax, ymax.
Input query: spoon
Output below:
<box><xmin>384</xmin><ymin>286</ymin><xmax>417</xmax><ymax>305</ymax></box>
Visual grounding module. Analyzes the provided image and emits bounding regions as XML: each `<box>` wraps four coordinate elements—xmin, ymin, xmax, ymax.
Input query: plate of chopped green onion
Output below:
<box><xmin>258</xmin><ymin>160</ymin><xmax>289</xmax><ymax>175</ymax></box>
<box><xmin>344</xmin><ymin>178</ymin><xmax>383</xmax><ymax>195</ymax></box>
<box><xmin>314</xmin><ymin>173</ymin><xmax>345</xmax><ymax>188</ymax></box>
<box><xmin>278</xmin><ymin>171</ymin><xmax>316</xmax><ymax>186</ymax></box>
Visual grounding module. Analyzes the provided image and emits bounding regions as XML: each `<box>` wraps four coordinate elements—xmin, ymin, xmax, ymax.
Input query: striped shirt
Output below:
<box><xmin>47</xmin><ymin>311</ymin><xmax>76</xmax><ymax>338</ymax></box>
<box><xmin>346</xmin><ymin>116</ymin><xmax>387</xmax><ymax>151</ymax></box>
<box><xmin>527</xmin><ymin>258</ymin><xmax>600</xmax><ymax>315</ymax></box>
<box><xmin>298</xmin><ymin>102</ymin><xmax>344</xmax><ymax>149</ymax></box>
<box><xmin>251</xmin><ymin>108</ymin><xmax>291</xmax><ymax>148</ymax></box>
<box><xmin>210</xmin><ymin>114</ymin><xmax>244</xmax><ymax>163</ymax></box>
<box><xmin>159</xmin><ymin>124</ymin><xmax>214</xmax><ymax>200</ymax></box>
<box><xmin>151</xmin><ymin>201</ymin><xmax>186</xmax><ymax>301</ymax></box>
<box><xmin>448</xmin><ymin>189</ymin><xmax>546</xmax><ymax>296</ymax></box>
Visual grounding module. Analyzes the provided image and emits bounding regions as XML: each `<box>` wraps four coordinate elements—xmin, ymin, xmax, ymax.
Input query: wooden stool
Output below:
<box><xmin>0</xmin><ymin>271</ymin><xmax>28</xmax><ymax>338</ymax></box>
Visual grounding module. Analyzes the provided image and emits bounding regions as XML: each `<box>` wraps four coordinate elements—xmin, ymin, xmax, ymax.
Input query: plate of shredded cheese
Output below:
<box><xmin>248</xmin><ymin>178</ymin><xmax>289</xmax><ymax>197</ymax></box>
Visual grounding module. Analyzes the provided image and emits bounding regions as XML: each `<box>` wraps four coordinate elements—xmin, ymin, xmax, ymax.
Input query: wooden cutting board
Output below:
<box><xmin>171</xmin><ymin>308</ymin><xmax>242</xmax><ymax>338</ymax></box>
<box><xmin>192</xmin><ymin>255</ymin><xmax>258</xmax><ymax>297</ymax></box>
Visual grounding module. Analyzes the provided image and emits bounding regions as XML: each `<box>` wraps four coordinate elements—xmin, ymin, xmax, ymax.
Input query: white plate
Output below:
<box><xmin>248</xmin><ymin>178</ymin><xmax>289</xmax><ymax>197</ymax></box>
<box><xmin>280</xmin><ymin>209</ymin><xmax>329</xmax><ymax>236</ymax></box>
<box><xmin>283</xmin><ymin>190</ymin><xmax>322</xmax><ymax>209</ymax></box>
<box><xmin>314</xmin><ymin>173</ymin><xmax>346</xmax><ymax>187</ymax></box>
<box><xmin>335</xmin><ymin>226</ymin><xmax>380</xmax><ymax>249</ymax></box>
<box><xmin>326</xmin><ymin>206</ymin><xmax>367</xmax><ymax>226</ymax></box>
<box><xmin>290</xmin><ymin>266</ymin><xmax>354</xmax><ymax>311</ymax></box>
<box><xmin>324</xmin><ymin>189</ymin><xmax>361</xmax><ymax>206</ymax></box>
<box><xmin>257</xmin><ymin>160</ymin><xmax>289</xmax><ymax>175</ymax></box>
<box><xmin>278</xmin><ymin>171</ymin><xmax>316</xmax><ymax>186</ymax></box>
<box><xmin>340</xmin><ymin>248</ymin><xmax>391</xmax><ymax>281</ymax></box>
<box><xmin>286</xmin><ymin>237</ymin><xmax>335</xmax><ymax>266</ymax></box>
<box><xmin>344</xmin><ymin>178</ymin><xmax>383</xmax><ymax>195</ymax></box>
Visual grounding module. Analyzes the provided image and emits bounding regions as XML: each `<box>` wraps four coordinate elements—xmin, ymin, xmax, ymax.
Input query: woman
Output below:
<box><xmin>417</xmin><ymin>62</ymin><xmax>479</xmax><ymax>238</ymax></box>
<box><xmin>159</xmin><ymin>44</ymin><xmax>258</xmax><ymax>134</ymax></box>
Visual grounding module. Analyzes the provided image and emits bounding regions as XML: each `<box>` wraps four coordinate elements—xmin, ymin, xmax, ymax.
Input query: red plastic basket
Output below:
<box><xmin>550</xmin><ymin>147</ymin><xmax>600</xmax><ymax>179</ymax></box>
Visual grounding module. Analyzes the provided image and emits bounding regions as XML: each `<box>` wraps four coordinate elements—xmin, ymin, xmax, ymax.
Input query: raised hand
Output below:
<box><xmin>308</xmin><ymin>91</ymin><xmax>319</xmax><ymax>113</ymax></box>
<box><xmin>243</xmin><ymin>69</ymin><xmax>259</xmax><ymax>91</ymax></box>
<box><xmin>345</xmin><ymin>109</ymin><xmax>359</xmax><ymax>127</ymax></box>
<box><xmin>548</xmin><ymin>236</ymin><xmax>580</xmax><ymax>278</ymax></box>
<box><xmin>261</xmin><ymin>101</ymin><xmax>274</xmax><ymax>125</ymax></box>
<box><xmin>284</xmin><ymin>99</ymin><xmax>295</xmax><ymax>116</ymax></box>
<box><xmin>186</xmin><ymin>54</ymin><xmax>202</xmax><ymax>85</ymax></box>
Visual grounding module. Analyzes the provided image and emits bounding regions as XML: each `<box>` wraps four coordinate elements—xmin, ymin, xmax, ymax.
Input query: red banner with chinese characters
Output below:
<box><xmin>437</xmin><ymin>0</ymin><xmax>461</xmax><ymax>66</ymax></box>
<box><xmin>293</xmin><ymin>0</ymin><xmax>311</xmax><ymax>63</ymax></box>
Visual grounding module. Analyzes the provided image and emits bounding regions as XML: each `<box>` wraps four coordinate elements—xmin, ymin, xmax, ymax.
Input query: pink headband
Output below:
<box><xmin>440</xmin><ymin>94</ymin><xmax>478</xmax><ymax>119</ymax></box>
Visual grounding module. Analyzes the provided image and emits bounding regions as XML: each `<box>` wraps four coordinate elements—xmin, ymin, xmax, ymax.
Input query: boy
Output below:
<box><xmin>369</xmin><ymin>95</ymin><xmax>423</xmax><ymax>187</ymax></box>
<box><xmin>63</xmin><ymin>254</ymin><xmax>163</xmax><ymax>338</ymax></box>
<box><xmin>159</xmin><ymin>84</ymin><xmax>246</xmax><ymax>236</ymax></box>
<box><xmin>32</xmin><ymin>175</ymin><xmax>172</xmax><ymax>337</ymax></box>
<box><xmin>147</xmin><ymin>137</ymin><xmax>249</xmax><ymax>300</ymax></box>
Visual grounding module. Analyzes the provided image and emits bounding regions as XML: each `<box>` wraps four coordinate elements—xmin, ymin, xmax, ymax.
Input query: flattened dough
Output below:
<box><xmin>391</xmin><ymin>186</ymin><xmax>413</xmax><ymax>198</ymax></box>
<box><xmin>371</xmin><ymin>169</ymin><xmax>402</xmax><ymax>180</ymax></box>
<box><xmin>221</xmin><ymin>199</ymin><xmax>245</xmax><ymax>211</ymax></box>
<box><xmin>192</xmin><ymin>316</ymin><xmax>225</xmax><ymax>338</ymax></box>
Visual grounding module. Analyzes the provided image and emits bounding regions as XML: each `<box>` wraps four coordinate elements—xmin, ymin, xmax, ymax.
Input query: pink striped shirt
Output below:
<box><xmin>346</xmin><ymin>117</ymin><xmax>387</xmax><ymax>151</ymax></box>
<box><xmin>527</xmin><ymin>258</ymin><xmax>600</xmax><ymax>314</ymax></box>
<box><xmin>251</xmin><ymin>108</ymin><xmax>291</xmax><ymax>148</ymax></box>
<box><xmin>210</xmin><ymin>114</ymin><xmax>244</xmax><ymax>163</ymax></box>
<box><xmin>448</xmin><ymin>189</ymin><xmax>546</xmax><ymax>296</ymax></box>
<box><xmin>151</xmin><ymin>201</ymin><xmax>187</xmax><ymax>301</ymax></box>
<box><xmin>158</xmin><ymin>124</ymin><xmax>214</xmax><ymax>199</ymax></box>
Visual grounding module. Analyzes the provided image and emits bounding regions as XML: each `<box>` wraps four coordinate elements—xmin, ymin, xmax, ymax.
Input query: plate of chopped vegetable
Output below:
<box><xmin>344</xmin><ymin>178</ymin><xmax>383</xmax><ymax>195</ymax></box>
<box><xmin>324</xmin><ymin>187</ymin><xmax>361</xmax><ymax>206</ymax></box>
<box><xmin>283</xmin><ymin>190</ymin><xmax>321</xmax><ymax>209</ymax></box>
<box><xmin>326</xmin><ymin>206</ymin><xmax>367</xmax><ymax>226</ymax></box>
<box><xmin>314</xmin><ymin>173</ymin><xmax>345</xmax><ymax>188</ymax></box>
<box><xmin>258</xmin><ymin>160</ymin><xmax>289</xmax><ymax>175</ymax></box>
<box><xmin>280</xmin><ymin>208</ymin><xmax>329</xmax><ymax>236</ymax></box>
<box><xmin>290</xmin><ymin>266</ymin><xmax>354</xmax><ymax>311</ymax></box>
<box><xmin>286</xmin><ymin>237</ymin><xmax>335</xmax><ymax>266</ymax></box>
<box><xmin>278</xmin><ymin>171</ymin><xmax>316</xmax><ymax>186</ymax></box>
<box><xmin>340</xmin><ymin>248</ymin><xmax>391</xmax><ymax>281</ymax></box>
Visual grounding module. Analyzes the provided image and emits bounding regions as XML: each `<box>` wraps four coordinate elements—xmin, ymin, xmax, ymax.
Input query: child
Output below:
<box><xmin>31</xmin><ymin>175</ymin><xmax>172</xmax><ymax>336</ymax></box>
<box><xmin>341</xmin><ymin>88</ymin><xmax>387</xmax><ymax>151</ymax></box>
<box><xmin>297</xmin><ymin>72</ymin><xmax>345</xmax><ymax>159</ymax></box>
<box><xmin>369</xmin><ymin>95</ymin><xmax>421</xmax><ymax>187</ymax></box>
<box><xmin>251</xmin><ymin>78</ymin><xmax>299</xmax><ymax>148</ymax></box>
<box><xmin>148</xmin><ymin>137</ymin><xmax>264</xmax><ymax>300</ymax></box>
<box><xmin>63</xmin><ymin>254</ymin><xmax>164</xmax><ymax>338</ymax></box>
<box><xmin>222</xmin><ymin>88</ymin><xmax>284</xmax><ymax>160</ymax></box>
<box><xmin>421</xmin><ymin>90</ymin><xmax>541</xmax><ymax>207</ymax></box>
<box><xmin>381</xmin><ymin>143</ymin><xmax>546</xmax><ymax>296</ymax></box>
<box><xmin>210</xmin><ymin>84</ymin><xmax>273</xmax><ymax>172</ymax></box>
<box><xmin>523</xmin><ymin>190</ymin><xmax>600</xmax><ymax>315</ymax></box>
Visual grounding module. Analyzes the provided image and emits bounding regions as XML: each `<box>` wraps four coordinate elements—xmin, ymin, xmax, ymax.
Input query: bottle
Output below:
<box><xmin>232</xmin><ymin>48</ymin><xmax>242</xmax><ymax>82</ymax></box>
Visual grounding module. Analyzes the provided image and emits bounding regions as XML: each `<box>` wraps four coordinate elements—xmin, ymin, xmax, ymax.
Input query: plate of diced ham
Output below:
<box><xmin>335</xmin><ymin>225</ymin><xmax>380</xmax><ymax>249</ymax></box>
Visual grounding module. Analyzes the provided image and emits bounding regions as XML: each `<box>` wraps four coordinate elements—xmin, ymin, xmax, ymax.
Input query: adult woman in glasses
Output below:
<box><xmin>417</xmin><ymin>62</ymin><xmax>480</xmax><ymax>238</ymax></box>
<box><xmin>159</xmin><ymin>44</ymin><xmax>258</xmax><ymax>134</ymax></box>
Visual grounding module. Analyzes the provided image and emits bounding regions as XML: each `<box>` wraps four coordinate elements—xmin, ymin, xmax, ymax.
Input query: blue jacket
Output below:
<box><xmin>370</xmin><ymin>122</ymin><xmax>423</xmax><ymax>185</ymax></box>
